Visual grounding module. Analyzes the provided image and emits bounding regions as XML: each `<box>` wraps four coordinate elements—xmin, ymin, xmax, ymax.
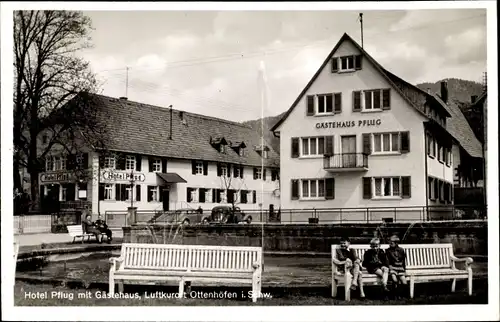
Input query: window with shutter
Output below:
<box><xmin>252</xmin><ymin>191</ymin><xmax>257</xmax><ymax>204</ymax></box>
<box><xmin>353</xmin><ymin>91</ymin><xmax>361</xmax><ymax>112</ymax></box>
<box><xmin>402</xmin><ymin>176</ymin><xmax>411</xmax><ymax>198</ymax></box>
<box><xmin>241</xmin><ymin>190</ymin><xmax>247</xmax><ymax>204</ymax></box>
<box><xmin>291</xmin><ymin>180</ymin><xmax>299</xmax><ymax>200</ymax></box>
<box><xmin>99</xmin><ymin>183</ymin><xmax>105</xmax><ymax>201</ymax></box>
<box><xmin>334</xmin><ymin>93</ymin><xmax>342</xmax><ymax>113</ymax></box>
<box><xmin>354</xmin><ymin>55</ymin><xmax>362</xmax><ymax>70</ymax></box>
<box><xmin>306</xmin><ymin>95</ymin><xmax>315</xmax><ymax>116</ymax></box>
<box><xmin>136</xmin><ymin>155</ymin><xmax>142</xmax><ymax>171</ymax></box>
<box><xmin>203</xmin><ymin>161</ymin><xmax>208</xmax><ymax>175</ymax></box>
<box><xmin>240</xmin><ymin>166</ymin><xmax>243</xmax><ymax>178</ymax></box>
<box><xmin>217</xmin><ymin>163</ymin><xmax>222</xmax><ymax>176</ymax></box>
<box><xmin>291</xmin><ymin>137</ymin><xmax>300</xmax><ymax>158</ymax></box>
<box><xmin>149</xmin><ymin>158</ymin><xmax>154</xmax><ymax>173</ymax></box>
<box><xmin>162</xmin><ymin>159</ymin><xmax>168</xmax><ymax>173</ymax></box>
<box><xmin>263</xmin><ymin>169</ymin><xmax>267</xmax><ymax>181</ymax></box>
<box><xmin>325</xmin><ymin>136</ymin><xmax>334</xmax><ymax>156</ymax></box>
<box><xmin>326</xmin><ymin>94</ymin><xmax>333</xmax><ymax>113</ymax></box>
<box><xmin>362</xmin><ymin>134</ymin><xmax>371</xmax><ymax>155</ymax></box>
<box><xmin>325</xmin><ymin>178</ymin><xmax>335</xmax><ymax>199</ymax></box>
<box><xmin>136</xmin><ymin>185</ymin><xmax>141</xmax><ymax>201</ymax></box>
<box><xmin>199</xmin><ymin>189</ymin><xmax>205</xmax><ymax>203</ymax></box>
<box><xmin>191</xmin><ymin>160</ymin><xmax>197</xmax><ymax>174</ymax></box>
<box><xmin>382</xmin><ymin>89</ymin><xmax>391</xmax><ymax>109</ymax></box>
<box><xmin>363</xmin><ymin>177</ymin><xmax>372</xmax><ymax>199</ymax></box>
<box><xmin>331</xmin><ymin>57</ymin><xmax>339</xmax><ymax>73</ymax></box>
<box><xmin>401</xmin><ymin>132</ymin><xmax>410</xmax><ymax>153</ymax></box>
<box><xmin>187</xmin><ymin>188</ymin><xmax>192</xmax><ymax>202</ymax></box>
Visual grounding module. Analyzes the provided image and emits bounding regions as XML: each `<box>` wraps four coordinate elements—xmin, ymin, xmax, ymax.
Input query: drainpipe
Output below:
<box><xmin>97</xmin><ymin>153</ymin><xmax>101</xmax><ymax>218</ymax></box>
<box><xmin>424</xmin><ymin>126</ymin><xmax>429</xmax><ymax>220</ymax></box>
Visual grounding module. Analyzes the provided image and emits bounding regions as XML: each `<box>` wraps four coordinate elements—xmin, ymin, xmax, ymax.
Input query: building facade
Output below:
<box><xmin>271</xmin><ymin>33</ymin><xmax>480</xmax><ymax>222</ymax></box>
<box><xmin>38</xmin><ymin>95</ymin><xmax>280</xmax><ymax>219</ymax></box>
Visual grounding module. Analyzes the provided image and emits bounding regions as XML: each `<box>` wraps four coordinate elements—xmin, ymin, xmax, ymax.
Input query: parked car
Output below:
<box><xmin>211</xmin><ymin>206</ymin><xmax>253</xmax><ymax>224</ymax></box>
<box><xmin>154</xmin><ymin>208</ymin><xmax>211</xmax><ymax>225</ymax></box>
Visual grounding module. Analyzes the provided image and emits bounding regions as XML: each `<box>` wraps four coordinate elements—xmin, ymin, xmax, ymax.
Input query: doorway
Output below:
<box><xmin>162</xmin><ymin>189</ymin><xmax>170</xmax><ymax>211</ymax></box>
<box><xmin>341</xmin><ymin>135</ymin><xmax>357</xmax><ymax>167</ymax></box>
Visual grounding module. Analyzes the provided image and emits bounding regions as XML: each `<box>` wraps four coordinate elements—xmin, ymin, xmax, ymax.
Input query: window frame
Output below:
<box><xmin>372</xmin><ymin>177</ymin><xmax>402</xmax><ymax>199</ymax></box>
<box><xmin>195</xmin><ymin>161</ymin><xmax>204</xmax><ymax>175</ymax></box>
<box><xmin>372</xmin><ymin>132</ymin><xmax>401</xmax><ymax>154</ymax></box>
<box><xmin>152</xmin><ymin>159</ymin><xmax>162</xmax><ymax>172</ymax></box>
<box><xmin>339</xmin><ymin>55</ymin><xmax>355</xmax><ymax>72</ymax></box>
<box><xmin>255</xmin><ymin>168</ymin><xmax>262</xmax><ymax>180</ymax></box>
<box><xmin>300</xmin><ymin>179</ymin><xmax>326</xmax><ymax>200</ymax></box>
<box><xmin>301</xmin><ymin>137</ymin><xmax>324</xmax><ymax>157</ymax></box>
<box><xmin>104</xmin><ymin>156</ymin><xmax>116</xmax><ymax>169</ymax></box>
<box><xmin>104</xmin><ymin>184</ymin><xmax>114</xmax><ymax>200</ymax></box>
<box><xmin>220</xmin><ymin>164</ymin><xmax>228</xmax><ymax>177</ymax></box>
<box><xmin>148</xmin><ymin>186</ymin><xmax>159</xmax><ymax>202</ymax></box>
<box><xmin>362</xmin><ymin>90</ymin><xmax>383</xmax><ymax>111</ymax></box>
<box><xmin>125</xmin><ymin>155</ymin><xmax>136</xmax><ymax>171</ymax></box>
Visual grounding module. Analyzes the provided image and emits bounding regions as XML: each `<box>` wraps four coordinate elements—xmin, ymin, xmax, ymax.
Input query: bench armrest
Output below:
<box><xmin>109</xmin><ymin>256</ymin><xmax>125</xmax><ymax>271</ymax></box>
<box><xmin>450</xmin><ymin>255</ymin><xmax>473</xmax><ymax>269</ymax></box>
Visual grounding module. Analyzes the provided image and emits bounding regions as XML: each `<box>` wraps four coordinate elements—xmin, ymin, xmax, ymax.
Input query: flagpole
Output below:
<box><xmin>259</xmin><ymin>61</ymin><xmax>266</xmax><ymax>266</ymax></box>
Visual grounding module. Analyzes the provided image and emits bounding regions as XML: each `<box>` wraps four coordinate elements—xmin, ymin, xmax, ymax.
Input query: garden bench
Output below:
<box><xmin>332</xmin><ymin>243</ymin><xmax>473</xmax><ymax>301</ymax></box>
<box><xmin>109</xmin><ymin>243</ymin><xmax>263</xmax><ymax>302</ymax></box>
<box><xmin>67</xmin><ymin>224</ymin><xmax>106</xmax><ymax>243</ymax></box>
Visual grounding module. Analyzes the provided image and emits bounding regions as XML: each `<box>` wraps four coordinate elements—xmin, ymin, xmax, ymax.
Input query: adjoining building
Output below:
<box><xmin>38</xmin><ymin>95</ymin><xmax>280</xmax><ymax>219</ymax></box>
<box><xmin>270</xmin><ymin>33</ymin><xmax>483</xmax><ymax>222</ymax></box>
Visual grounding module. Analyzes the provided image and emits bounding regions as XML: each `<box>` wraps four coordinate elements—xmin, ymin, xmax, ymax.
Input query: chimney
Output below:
<box><xmin>426</xmin><ymin>88</ymin><xmax>432</xmax><ymax>94</ymax></box>
<box><xmin>440</xmin><ymin>81</ymin><xmax>448</xmax><ymax>104</ymax></box>
<box><xmin>471</xmin><ymin>95</ymin><xmax>478</xmax><ymax>104</ymax></box>
<box><xmin>119</xmin><ymin>97</ymin><xmax>128</xmax><ymax>101</ymax></box>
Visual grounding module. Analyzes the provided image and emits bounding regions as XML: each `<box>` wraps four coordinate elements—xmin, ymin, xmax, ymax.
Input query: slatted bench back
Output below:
<box><xmin>121</xmin><ymin>243</ymin><xmax>262</xmax><ymax>272</ymax></box>
<box><xmin>332</xmin><ymin>243</ymin><xmax>454</xmax><ymax>271</ymax></box>
<box><xmin>67</xmin><ymin>225</ymin><xmax>85</xmax><ymax>237</ymax></box>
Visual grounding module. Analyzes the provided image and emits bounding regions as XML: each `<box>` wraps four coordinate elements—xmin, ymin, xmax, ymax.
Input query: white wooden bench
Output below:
<box><xmin>109</xmin><ymin>243</ymin><xmax>263</xmax><ymax>302</ymax></box>
<box><xmin>67</xmin><ymin>225</ymin><xmax>106</xmax><ymax>243</ymax></box>
<box><xmin>332</xmin><ymin>243</ymin><xmax>473</xmax><ymax>301</ymax></box>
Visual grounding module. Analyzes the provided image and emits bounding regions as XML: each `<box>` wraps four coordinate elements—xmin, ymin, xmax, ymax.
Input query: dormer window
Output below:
<box><xmin>210</xmin><ymin>136</ymin><xmax>228</xmax><ymax>154</ymax></box>
<box><xmin>332</xmin><ymin>55</ymin><xmax>362</xmax><ymax>73</ymax></box>
<box><xmin>255</xmin><ymin>145</ymin><xmax>270</xmax><ymax>159</ymax></box>
<box><xmin>229</xmin><ymin>141</ymin><xmax>247</xmax><ymax>156</ymax></box>
<box><xmin>239</xmin><ymin>148</ymin><xmax>245</xmax><ymax>157</ymax></box>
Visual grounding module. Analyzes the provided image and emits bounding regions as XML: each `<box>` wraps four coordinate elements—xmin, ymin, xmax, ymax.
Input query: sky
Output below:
<box><xmin>78</xmin><ymin>8</ymin><xmax>487</xmax><ymax>122</ymax></box>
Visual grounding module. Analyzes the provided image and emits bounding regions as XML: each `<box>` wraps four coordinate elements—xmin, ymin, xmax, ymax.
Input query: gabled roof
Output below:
<box><xmin>442</xmin><ymin>98</ymin><xmax>483</xmax><ymax>158</ymax></box>
<box><xmin>270</xmin><ymin>33</ymin><xmax>450</xmax><ymax>132</ymax></box>
<box><xmin>89</xmin><ymin>94</ymin><xmax>279</xmax><ymax>168</ymax></box>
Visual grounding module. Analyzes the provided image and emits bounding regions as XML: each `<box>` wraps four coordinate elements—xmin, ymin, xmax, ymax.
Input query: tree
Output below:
<box><xmin>14</xmin><ymin>11</ymin><xmax>107</xmax><ymax>211</ymax></box>
<box><xmin>218</xmin><ymin>161</ymin><xmax>247</xmax><ymax>223</ymax></box>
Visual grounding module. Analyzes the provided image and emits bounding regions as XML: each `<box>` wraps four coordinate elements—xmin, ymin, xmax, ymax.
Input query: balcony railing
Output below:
<box><xmin>323</xmin><ymin>153</ymin><xmax>368</xmax><ymax>171</ymax></box>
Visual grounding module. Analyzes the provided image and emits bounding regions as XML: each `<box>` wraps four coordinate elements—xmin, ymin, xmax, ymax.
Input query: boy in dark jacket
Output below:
<box><xmin>336</xmin><ymin>237</ymin><xmax>365</xmax><ymax>298</ymax></box>
<box><xmin>386</xmin><ymin>235</ymin><xmax>407</xmax><ymax>296</ymax></box>
<box><xmin>362</xmin><ymin>238</ymin><xmax>389</xmax><ymax>292</ymax></box>
<box><xmin>95</xmin><ymin>214</ymin><xmax>113</xmax><ymax>243</ymax></box>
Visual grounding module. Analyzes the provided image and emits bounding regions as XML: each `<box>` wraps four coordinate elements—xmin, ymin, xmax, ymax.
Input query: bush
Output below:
<box><xmin>16</xmin><ymin>256</ymin><xmax>49</xmax><ymax>272</ymax></box>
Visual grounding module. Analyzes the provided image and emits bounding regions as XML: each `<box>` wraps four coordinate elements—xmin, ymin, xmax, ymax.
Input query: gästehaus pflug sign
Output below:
<box><xmin>101</xmin><ymin>171</ymin><xmax>146</xmax><ymax>182</ymax></box>
<box><xmin>40</xmin><ymin>172</ymin><xmax>75</xmax><ymax>183</ymax></box>
<box><xmin>315</xmin><ymin>118</ymin><xmax>382</xmax><ymax>129</ymax></box>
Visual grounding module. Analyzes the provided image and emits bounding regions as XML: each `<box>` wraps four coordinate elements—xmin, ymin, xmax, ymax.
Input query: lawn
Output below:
<box><xmin>14</xmin><ymin>280</ymin><xmax>488</xmax><ymax>306</ymax></box>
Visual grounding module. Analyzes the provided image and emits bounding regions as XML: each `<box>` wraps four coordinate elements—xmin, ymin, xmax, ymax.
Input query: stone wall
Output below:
<box><xmin>122</xmin><ymin>221</ymin><xmax>487</xmax><ymax>256</ymax></box>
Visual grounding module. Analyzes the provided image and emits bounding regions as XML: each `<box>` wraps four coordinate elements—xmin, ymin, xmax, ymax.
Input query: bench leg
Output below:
<box><xmin>178</xmin><ymin>278</ymin><xmax>185</xmax><ymax>298</ymax></box>
<box><xmin>109</xmin><ymin>275</ymin><xmax>115</xmax><ymax>296</ymax></box>
<box><xmin>251</xmin><ymin>278</ymin><xmax>258</xmax><ymax>303</ymax></box>
<box><xmin>344</xmin><ymin>273</ymin><xmax>352</xmax><ymax>302</ymax></box>
<box><xmin>468</xmin><ymin>270</ymin><xmax>473</xmax><ymax>296</ymax></box>
<box><xmin>331</xmin><ymin>278</ymin><xmax>338</xmax><ymax>298</ymax></box>
<box><xmin>409</xmin><ymin>277</ymin><xmax>415</xmax><ymax>299</ymax></box>
<box><xmin>451</xmin><ymin>279</ymin><xmax>456</xmax><ymax>292</ymax></box>
<box><xmin>118</xmin><ymin>282</ymin><xmax>124</xmax><ymax>293</ymax></box>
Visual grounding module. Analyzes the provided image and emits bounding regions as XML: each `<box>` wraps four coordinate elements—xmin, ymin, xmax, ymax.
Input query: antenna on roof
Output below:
<box><xmin>358</xmin><ymin>13</ymin><xmax>364</xmax><ymax>48</ymax></box>
<box><xmin>125</xmin><ymin>66</ymin><xmax>129</xmax><ymax>98</ymax></box>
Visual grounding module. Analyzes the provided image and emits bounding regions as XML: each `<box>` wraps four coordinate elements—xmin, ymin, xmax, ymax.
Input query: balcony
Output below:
<box><xmin>323</xmin><ymin>153</ymin><xmax>368</xmax><ymax>172</ymax></box>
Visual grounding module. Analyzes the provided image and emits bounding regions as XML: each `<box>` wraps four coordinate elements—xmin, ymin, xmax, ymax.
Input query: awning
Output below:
<box><xmin>156</xmin><ymin>173</ymin><xmax>187</xmax><ymax>184</ymax></box>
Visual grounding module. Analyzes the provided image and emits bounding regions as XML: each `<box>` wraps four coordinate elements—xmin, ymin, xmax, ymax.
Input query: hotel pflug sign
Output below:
<box><xmin>40</xmin><ymin>172</ymin><xmax>75</xmax><ymax>183</ymax></box>
<box><xmin>316</xmin><ymin>118</ymin><xmax>382</xmax><ymax>129</ymax></box>
<box><xmin>101</xmin><ymin>171</ymin><xmax>146</xmax><ymax>182</ymax></box>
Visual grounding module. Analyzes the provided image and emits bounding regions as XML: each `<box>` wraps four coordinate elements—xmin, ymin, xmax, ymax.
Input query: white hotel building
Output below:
<box><xmin>37</xmin><ymin>95</ymin><xmax>280</xmax><ymax>219</ymax></box>
<box><xmin>270</xmin><ymin>33</ymin><xmax>482</xmax><ymax>222</ymax></box>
